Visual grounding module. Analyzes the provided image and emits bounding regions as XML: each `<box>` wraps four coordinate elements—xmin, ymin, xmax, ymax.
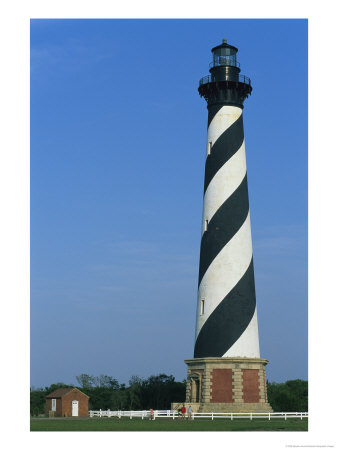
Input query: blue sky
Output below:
<box><xmin>30</xmin><ymin>19</ymin><xmax>307</xmax><ymax>388</ymax></box>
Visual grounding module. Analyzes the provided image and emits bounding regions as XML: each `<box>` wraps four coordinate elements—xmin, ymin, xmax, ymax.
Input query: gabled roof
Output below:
<box><xmin>46</xmin><ymin>387</ymin><xmax>89</xmax><ymax>399</ymax></box>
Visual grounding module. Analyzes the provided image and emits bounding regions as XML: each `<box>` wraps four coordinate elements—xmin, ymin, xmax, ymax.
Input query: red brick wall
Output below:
<box><xmin>61</xmin><ymin>390</ymin><xmax>89</xmax><ymax>417</ymax></box>
<box><xmin>46</xmin><ymin>398</ymin><xmax>63</xmax><ymax>417</ymax></box>
<box><xmin>242</xmin><ymin>369</ymin><xmax>260</xmax><ymax>403</ymax></box>
<box><xmin>210</xmin><ymin>369</ymin><xmax>233</xmax><ymax>403</ymax></box>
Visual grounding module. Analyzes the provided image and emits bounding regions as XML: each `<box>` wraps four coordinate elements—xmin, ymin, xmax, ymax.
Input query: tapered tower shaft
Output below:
<box><xmin>195</xmin><ymin>39</ymin><xmax>259</xmax><ymax>359</ymax></box>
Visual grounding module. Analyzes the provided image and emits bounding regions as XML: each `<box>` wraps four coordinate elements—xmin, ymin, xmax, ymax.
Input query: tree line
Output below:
<box><xmin>30</xmin><ymin>374</ymin><xmax>308</xmax><ymax>415</ymax></box>
<box><xmin>267</xmin><ymin>379</ymin><xmax>308</xmax><ymax>412</ymax></box>
<box><xmin>30</xmin><ymin>373</ymin><xmax>186</xmax><ymax>415</ymax></box>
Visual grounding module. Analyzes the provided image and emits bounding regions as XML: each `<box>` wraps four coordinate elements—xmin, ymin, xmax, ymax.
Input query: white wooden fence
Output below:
<box><xmin>89</xmin><ymin>410</ymin><xmax>308</xmax><ymax>421</ymax></box>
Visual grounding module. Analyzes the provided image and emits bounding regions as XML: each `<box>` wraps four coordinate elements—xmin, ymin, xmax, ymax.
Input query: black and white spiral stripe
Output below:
<box><xmin>194</xmin><ymin>105</ymin><xmax>260</xmax><ymax>359</ymax></box>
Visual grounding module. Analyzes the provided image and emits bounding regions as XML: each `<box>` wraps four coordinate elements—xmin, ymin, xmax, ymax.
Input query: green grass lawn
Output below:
<box><xmin>30</xmin><ymin>417</ymin><xmax>308</xmax><ymax>432</ymax></box>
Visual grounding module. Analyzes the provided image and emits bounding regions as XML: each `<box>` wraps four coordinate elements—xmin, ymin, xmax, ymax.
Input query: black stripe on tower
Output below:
<box><xmin>198</xmin><ymin>174</ymin><xmax>249</xmax><ymax>285</ymax></box>
<box><xmin>194</xmin><ymin>258</ymin><xmax>256</xmax><ymax>358</ymax></box>
<box><xmin>195</xmin><ymin>107</ymin><xmax>255</xmax><ymax>358</ymax></box>
<box><xmin>207</xmin><ymin>104</ymin><xmax>223</xmax><ymax>127</ymax></box>
<box><xmin>204</xmin><ymin>114</ymin><xmax>244</xmax><ymax>193</ymax></box>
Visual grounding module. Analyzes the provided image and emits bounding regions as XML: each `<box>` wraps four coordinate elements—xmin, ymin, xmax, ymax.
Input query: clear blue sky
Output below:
<box><xmin>30</xmin><ymin>18</ymin><xmax>307</xmax><ymax>388</ymax></box>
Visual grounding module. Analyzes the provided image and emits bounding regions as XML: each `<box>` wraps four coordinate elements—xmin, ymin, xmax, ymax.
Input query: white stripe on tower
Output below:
<box><xmin>194</xmin><ymin>105</ymin><xmax>260</xmax><ymax>358</ymax></box>
<box><xmin>197</xmin><ymin>213</ymin><xmax>251</xmax><ymax>330</ymax></box>
<box><xmin>202</xmin><ymin>106</ymin><xmax>246</xmax><ymax>231</ymax></box>
<box><xmin>202</xmin><ymin>141</ymin><xmax>246</xmax><ymax>228</ymax></box>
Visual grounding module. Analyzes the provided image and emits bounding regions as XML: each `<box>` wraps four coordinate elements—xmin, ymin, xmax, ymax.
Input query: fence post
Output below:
<box><xmin>231</xmin><ymin>413</ymin><xmax>233</xmax><ymax>421</ymax></box>
<box><xmin>268</xmin><ymin>412</ymin><xmax>270</xmax><ymax>421</ymax></box>
<box><xmin>301</xmin><ymin>412</ymin><xmax>303</xmax><ymax>420</ymax></box>
<box><xmin>192</xmin><ymin>413</ymin><xmax>194</xmax><ymax>421</ymax></box>
<box><xmin>250</xmin><ymin>413</ymin><xmax>252</xmax><ymax>421</ymax></box>
<box><xmin>211</xmin><ymin>412</ymin><xmax>214</xmax><ymax>421</ymax></box>
<box><xmin>285</xmin><ymin>413</ymin><xmax>287</xmax><ymax>421</ymax></box>
<box><xmin>173</xmin><ymin>411</ymin><xmax>175</xmax><ymax>420</ymax></box>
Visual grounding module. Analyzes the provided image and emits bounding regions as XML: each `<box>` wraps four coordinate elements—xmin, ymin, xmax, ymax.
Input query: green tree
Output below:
<box><xmin>141</xmin><ymin>374</ymin><xmax>186</xmax><ymax>409</ymax></box>
<box><xmin>30</xmin><ymin>388</ymin><xmax>46</xmax><ymax>416</ymax></box>
<box><xmin>128</xmin><ymin>376</ymin><xmax>143</xmax><ymax>410</ymax></box>
<box><xmin>76</xmin><ymin>374</ymin><xmax>95</xmax><ymax>389</ymax></box>
<box><xmin>111</xmin><ymin>389</ymin><xmax>129</xmax><ymax>410</ymax></box>
<box><xmin>94</xmin><ymin>374</ymin><xmax>119</xmax><ymax>389</ymax></box>
<box><xmin>76</xmin><ymin>374</ymin><xmax>120</xmax><ymax>410</ymax></box>
<box><xmin>267</xmin><ymin>379</ymin><xmax>308</xmax><ymax>412</ymax></box>
<box><xmin>44</xmin><ymin>382</ymin><xmax>73</xmax><ymax>395</ymax></box>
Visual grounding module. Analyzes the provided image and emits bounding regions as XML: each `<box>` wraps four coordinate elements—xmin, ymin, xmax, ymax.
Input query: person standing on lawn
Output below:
<box><xmin>188</xmin><ymin>405</ymin><xmax>192</xmax><ymax>420</ymax></box>
<box><xmin>181</xmin><ymin>404</ymin><xmax>186</xmax><ymax>419</ymax></box>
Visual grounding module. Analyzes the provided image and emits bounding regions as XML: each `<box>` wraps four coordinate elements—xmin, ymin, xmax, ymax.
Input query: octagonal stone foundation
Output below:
<box><xmin>183</xmin><ymin>357</ymin><xmax>273</xmax><ymax>413</ymax></box>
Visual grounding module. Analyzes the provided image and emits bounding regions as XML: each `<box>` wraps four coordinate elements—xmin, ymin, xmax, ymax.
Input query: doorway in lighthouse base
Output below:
<box><xmin>189</xmin><ymin>372</ymin><xmax>202</xmax><ymax>403</ymax></box>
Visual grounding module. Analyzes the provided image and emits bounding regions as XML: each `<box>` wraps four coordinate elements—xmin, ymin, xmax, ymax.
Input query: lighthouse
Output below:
<box><xmin>184</xmin><ymin>39</ymin><xmax>272</xmax><ymax>413</ymax></box>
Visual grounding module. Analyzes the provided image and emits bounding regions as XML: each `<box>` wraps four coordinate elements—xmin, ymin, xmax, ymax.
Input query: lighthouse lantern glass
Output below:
<box><xmin>212</xmin><ymin>47</ymin><xmax>238</xmax><ymax>68</ymax></box>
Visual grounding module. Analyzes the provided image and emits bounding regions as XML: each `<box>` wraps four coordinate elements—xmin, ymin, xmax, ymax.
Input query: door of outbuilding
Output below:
<box><xmin>72</xmin><ymin>400</ymin><xmax>79</xmax><ymax>416</ymax></box>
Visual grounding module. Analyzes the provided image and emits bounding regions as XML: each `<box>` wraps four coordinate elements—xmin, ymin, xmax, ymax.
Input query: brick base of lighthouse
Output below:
<box><xmin>181</xmin><ymin>357</ymin><xmax>273</xmax><ymax>413</ymax></box>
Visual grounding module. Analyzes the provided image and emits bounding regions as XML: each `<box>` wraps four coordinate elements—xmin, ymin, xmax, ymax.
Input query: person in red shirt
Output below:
<box><xmin>181</xmin><ymin>404</ymin><xmax>186</xmax><ymax>419</ymax></box>
<box><xmin>149</xmin><ymin>408</ymin><xmax>154</xmax><ymax>420</ymax></box>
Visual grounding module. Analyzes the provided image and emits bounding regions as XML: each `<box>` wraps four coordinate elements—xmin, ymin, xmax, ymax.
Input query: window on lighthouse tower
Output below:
<box><xmin>201</xmin><ymin>299</ymin><xmax>205</xmax><ymax>315</ymax></box>
<box><xmin>207</xmin><ymin>141</ymin><xmax>212</xmax><ymax>155</ymax></box>
<box><xmin>204</xmin><ymin>219</ymin><xmax>209</xmax><ymax>232</ymax></box>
